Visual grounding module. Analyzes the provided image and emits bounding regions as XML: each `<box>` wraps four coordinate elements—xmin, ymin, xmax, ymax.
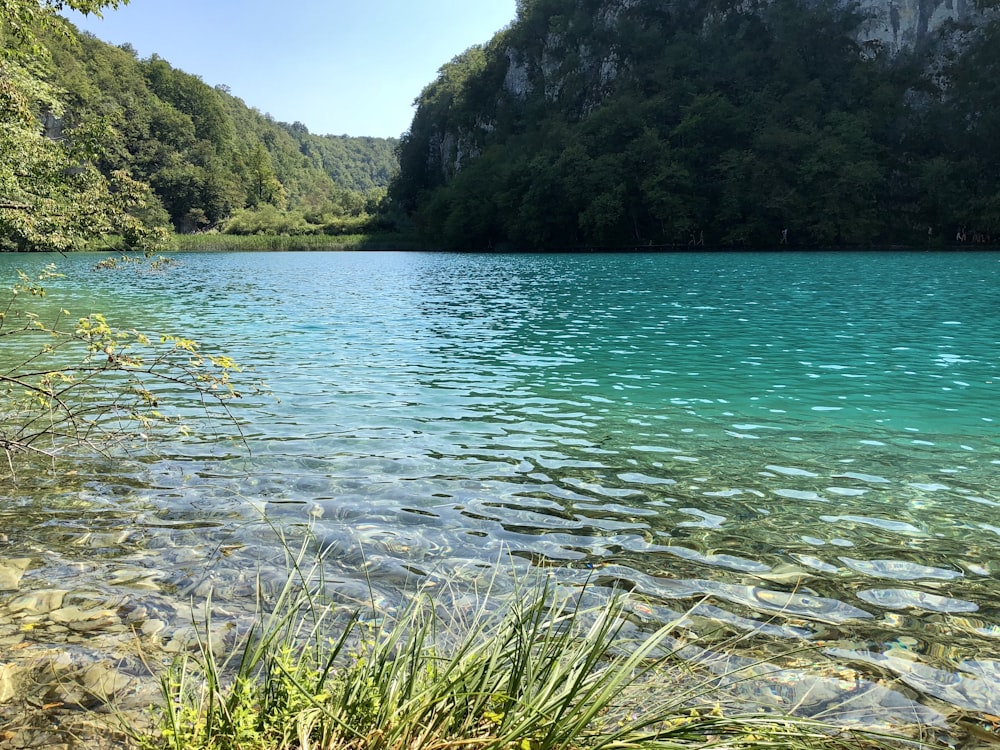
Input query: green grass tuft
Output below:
<box><xmin>131</xmin><ymin>545</ymin><xmax>903</xmax><ymax>750</ymax></box>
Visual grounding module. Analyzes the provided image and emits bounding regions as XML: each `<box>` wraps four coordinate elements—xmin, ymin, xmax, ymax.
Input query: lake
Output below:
<box><xmin>1</xmin><ymin>250</ymin><xmax>998</xmax><ymax>735</ymax></box>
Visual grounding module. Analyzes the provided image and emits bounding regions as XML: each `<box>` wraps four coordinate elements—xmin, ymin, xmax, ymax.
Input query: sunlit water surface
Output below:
<box><xmin>2</xmin><ymin>251</ymin><xmax>998</xmax><ymax>735</ymax></box>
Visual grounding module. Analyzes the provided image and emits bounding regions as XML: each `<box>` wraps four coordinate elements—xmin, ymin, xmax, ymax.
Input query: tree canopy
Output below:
<box><xmin>0</xmin><ymin>0</ymin><xmax>163</xmax><ymax>251</ymax></box>
<box><xmin>48</xmin><ymin>28</ymin><xmax>399</xmax><ymax>238</ymax></box>
<box><xmin>1</xmin><ymin>5</ymin><xmax>399</xmax><ymax>248</ymax></box>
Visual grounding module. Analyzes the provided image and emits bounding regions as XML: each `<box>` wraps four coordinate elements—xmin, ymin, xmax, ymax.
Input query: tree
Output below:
<box><xmin>1</xmin><ymin>0</ymin><xmax>164</xmax><ymax>251</ymax></box>
<box><xmin>242</xmin><ymin>142</ymin><xmax>287</xmax><ymax>209</ymax></box>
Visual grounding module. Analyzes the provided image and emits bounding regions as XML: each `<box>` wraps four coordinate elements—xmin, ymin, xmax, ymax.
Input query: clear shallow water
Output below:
<box><xmin>2</xmin><ymin>251</ymin><xmax>999</xmax><ymax>734</ymax></box>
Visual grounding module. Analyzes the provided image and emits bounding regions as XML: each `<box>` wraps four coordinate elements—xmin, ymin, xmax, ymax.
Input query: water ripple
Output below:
<box><xmin>3</xmin><ymin>251</ymin><xmax>1000</xmax><ymax>731</ymax></box>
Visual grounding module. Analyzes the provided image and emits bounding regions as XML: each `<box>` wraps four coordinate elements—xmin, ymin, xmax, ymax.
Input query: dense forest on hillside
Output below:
<box><xmin>3</xmin><ymin>20</ymin><xmax>397</xmax><ymax>249</ymax></box>
<box><xmin>6</xmin><ymin>0</ymin><xmax>999</xmax><ymax>252</ymax></box>
<box><xmin>392</xmin><ymin>0</ymin><xmax>1000</xmax><ymax>249</ymax></box>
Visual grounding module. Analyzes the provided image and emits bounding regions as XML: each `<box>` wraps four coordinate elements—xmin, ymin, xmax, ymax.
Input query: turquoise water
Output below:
<box><xmin>2</xmin><ymin>251</ymin><xmax>999</xmax><ymax>732</ymax></box>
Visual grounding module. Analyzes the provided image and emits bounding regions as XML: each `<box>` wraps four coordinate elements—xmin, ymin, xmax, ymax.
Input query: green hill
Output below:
<box><xmin>36</xmin><ymin>22</ymin><xmax>398</xmax><ymax>239</ymax></box>
<box><xmin>390</xmin><ymin>0</ymin><xmax>1000</xmax><ymax>249</ymax></box>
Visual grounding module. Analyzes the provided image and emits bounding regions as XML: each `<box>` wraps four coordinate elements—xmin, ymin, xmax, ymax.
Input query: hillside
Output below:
<box><xmin>391</xmin><ymin>0</ymin><xmax>1000</xmax><ymax>249</ymax></box>
<box><xmin>33</xmin><ymin>22</ymin><xmax>398</xmax><ymax>240</ymax></box>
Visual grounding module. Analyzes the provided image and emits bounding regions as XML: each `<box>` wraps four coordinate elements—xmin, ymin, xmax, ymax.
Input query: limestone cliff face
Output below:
<box><xmin>856</xmin><ymin>0</ymin><xmax>985</xmax><ymax>54</ymax></box>
<box><xmin>501</xmin><ymin>4</ymin><xmax>630</xmax><ymax>105</ymax></box>
<box><xmin>496</xmin><ymin>0</ymin><xmax>995</xmax><ymax>123</ymax></box>
<box><xmin>413</xmin><ymin>0</ymin><xmax>995</xmax><ymax>183</ymax></box>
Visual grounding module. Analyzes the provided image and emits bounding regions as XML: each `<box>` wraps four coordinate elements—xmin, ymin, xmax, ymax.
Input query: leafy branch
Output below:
<box><xmin>0</xmin><ymin>264</ymin><xmax>260</xmax><ymax>477</ymax></box>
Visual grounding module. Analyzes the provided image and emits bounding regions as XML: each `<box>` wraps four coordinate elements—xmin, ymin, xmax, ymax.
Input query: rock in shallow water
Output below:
<box><xmin>0</xmin><ymin>662</ymin><xmax>27</xmax><ymax>703</ymax></box>
<box><xmin>856</xmin><ymin>588</ymin><xmax>978</xmax><ymax>613</ymax></box>
<box><xmin>6</xmin><ymin>589</ymin><xmax>69</xmax><ymax>616</ymax></box>
<box><xmin>839</xmin><ymin>557</ymin><xmax>962</xmax><ymax>581</ymax></box>
<box><xmin>0</xmin><ymin>558</ymin><xmax>32</xmax><ymax>591</ymax></box>
<box><xmin>48</xmin><ymin>606</ymin><xmax>120</xmax><ymax>632</ymax></box>
<box><xmin>140</xmin><ymin>618</ymin><xmax>166</xmax><ymax>637</ymax></box>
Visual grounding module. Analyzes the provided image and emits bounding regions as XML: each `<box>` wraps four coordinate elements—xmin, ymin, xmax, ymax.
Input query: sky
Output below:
<box><xmin>64</xmin><ymin>0</ymin><xmax>517</xmax><ymax>139</ymax></box>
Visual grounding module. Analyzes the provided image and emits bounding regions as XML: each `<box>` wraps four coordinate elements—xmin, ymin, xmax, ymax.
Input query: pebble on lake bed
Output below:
<box><xmin>0</xmin><ymin>558</ymin><xmax>31</xmax><ymax>592</ymax></box>
<box><xmin>6</xmin><ymin>589</ymin><xmax>69</xmax><ymax>615</ymax></box>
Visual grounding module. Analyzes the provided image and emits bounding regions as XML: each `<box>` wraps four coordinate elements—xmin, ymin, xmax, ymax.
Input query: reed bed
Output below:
<box><xmin>166</xmin><ymin>233</ymin><xmax>429</xmax><ymax>253</ymax></box>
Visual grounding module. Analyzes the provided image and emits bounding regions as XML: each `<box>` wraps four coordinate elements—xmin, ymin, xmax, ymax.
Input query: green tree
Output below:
<box><xmin>0</xmin><ymin>0</ymin><xmax>163</xmax><ymax>251</ymax></box>
<box><xmin>242</xmin><ymin>142</ymin><xmax>287</xmax><ymax>209</ymax></box>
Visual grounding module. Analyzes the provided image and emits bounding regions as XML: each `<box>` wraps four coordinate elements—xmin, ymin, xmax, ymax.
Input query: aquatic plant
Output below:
<box><xmin>134</xmin><ymin>544</ymin><xmax>899</xmax><ymax>750</ymax></box>
<box><xmin>166</xmin><ymin>232</ymin><xmax>427</xmax><ymax>253</ymax></box>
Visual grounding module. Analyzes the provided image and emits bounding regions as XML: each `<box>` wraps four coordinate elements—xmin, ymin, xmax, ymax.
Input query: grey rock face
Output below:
<box><xmin>856</xmin><ymin>0</ymin><xmax>986</xmax><ymax>54</ymax></box>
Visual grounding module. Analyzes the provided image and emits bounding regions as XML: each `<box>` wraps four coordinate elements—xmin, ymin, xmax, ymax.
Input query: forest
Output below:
<box><xmin>4</xmin><ymin>0</ymin><xmax>1000</xmax><ymax>252</ymax></box>
<box><xmin>392</xmin><ymin>0</ymin><xmax>1000</xmax><ymax>250</ymax></box>
<box><xmin>1</xmin><ymin>15</ymin><xmax>398</xmax><ymax>251</ymax></box>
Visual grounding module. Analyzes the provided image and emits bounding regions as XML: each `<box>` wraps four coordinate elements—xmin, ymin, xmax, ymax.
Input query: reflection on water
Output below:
<box><xmin>1</xmin><ymin>251</ymin><xmax>999</xmax><ymax>737</ymax></box>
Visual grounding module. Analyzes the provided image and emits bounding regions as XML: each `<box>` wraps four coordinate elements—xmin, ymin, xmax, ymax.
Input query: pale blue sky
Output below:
<box><xmin>65</xmin><ymin>0</ymin><xmax>516</xmax><ymax>139</ymax></box>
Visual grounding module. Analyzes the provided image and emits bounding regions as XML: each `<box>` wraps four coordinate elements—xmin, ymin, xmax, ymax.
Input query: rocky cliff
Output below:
<box><xmin>393</xmin><ymin>0</ymin><xmax>1000</xmax><ymax>249</ymax></box>
<box><xmin>857</xmin><ymin>0</ymin><xmax>986</xmax><ymax>54</ymax></box>
<box><xmin>497</xmin><ymin>0</ymin><xmax>996</xmax><ymax>102</ymax></box>
<box><xmin>412</xmin><ymin>0</ymin><xmax>995</xmax><ymax>185</ymax></box>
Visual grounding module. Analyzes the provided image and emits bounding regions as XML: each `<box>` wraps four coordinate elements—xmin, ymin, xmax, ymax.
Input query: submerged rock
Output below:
<box><xmin>0</xmin><ymin>558</ymin><xmax>32</xmax><ymax>592</ymax></box>
<box><xmin>0</xmin><ymin>646</ymin><xmax>157</xmax><ymax>749</ymax></box>
<box><xmin>856</xmin><ymin>588</ymin><xmax>978</xmax><ymax>613</ymax></box>
<box><xmin>0</xmin><ymin>663</ymin><xmax>26</xmax><ymax>703</ymax></box>
<box><xmin>6</xmin><ymin>590</ymin><xmax>69</xmax><ymax>615</ymax></box>
<box><xmin>48</xmin><ymin>606</ymin><xmax>121</xmax><ymax>633</ymax></box>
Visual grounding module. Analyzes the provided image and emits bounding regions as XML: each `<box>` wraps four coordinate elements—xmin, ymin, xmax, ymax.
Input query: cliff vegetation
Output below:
<box><xmin>392</xmin><ymin>0</ymin><xmax>1000</xmax><ymax>249</ymax></box>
